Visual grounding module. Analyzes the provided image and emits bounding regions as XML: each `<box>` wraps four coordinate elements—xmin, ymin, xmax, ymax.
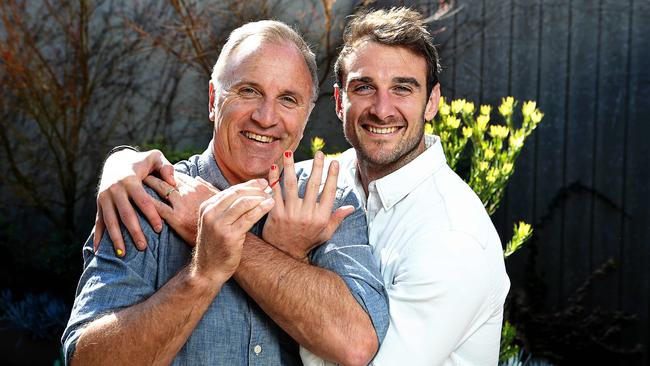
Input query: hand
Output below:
<box><xmin>94</xmin><ymin>148</ymin><xmax>175</xmax><ymax>256</ymax></box>
<box><xmin>143</xmin><ymin>173</ymin><xmax>220</xmax><ymax>245</ymax></box>
<box><xmin>192</xmin><ymin>180</ymin><xmax>275</xmax><ymax>282</ymax></box>
<box><xmin>262</xmin><ymin>150</ymin><xmax>354</xmax><ymax>261</ymax></box>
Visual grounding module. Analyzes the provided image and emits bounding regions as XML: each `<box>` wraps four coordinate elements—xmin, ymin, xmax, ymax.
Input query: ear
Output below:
<box><xmin>424</xmin><ymin>83</ymin><xmax>441</xmax><ymax>121</ymax></box>
<box><xmin>208</xmin><ymin>82</ymin><xmax>216</xmax><ymax>121</ymax></box>
<box><xmin>334</xmin><ymin>84</ymin><xmax>343</xmax><ymax>121</ymax></box>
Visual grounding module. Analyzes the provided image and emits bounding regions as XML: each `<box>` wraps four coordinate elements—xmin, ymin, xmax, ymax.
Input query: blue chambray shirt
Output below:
<box><xmin>62</xmin><ymin>145</ymin><xmax>389</xmax><ymax>365</ymax></box>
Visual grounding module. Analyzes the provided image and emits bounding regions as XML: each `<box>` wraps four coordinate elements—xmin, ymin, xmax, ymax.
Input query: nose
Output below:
<box><xmin>251</xmin><ymin>98</ymin><xmax>278</xmax><ymax>128</ymax></box>
<box><xmin>369</xmin><ymin>89</ymin><xmax>397</xmax><ymax>121</ymax></box>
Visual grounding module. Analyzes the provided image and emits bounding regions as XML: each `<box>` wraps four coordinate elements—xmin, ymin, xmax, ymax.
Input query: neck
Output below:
<box><xmin>357</xmin><ymin>138</ymin><xmax>426</xmax><ymax>196</ymax></box>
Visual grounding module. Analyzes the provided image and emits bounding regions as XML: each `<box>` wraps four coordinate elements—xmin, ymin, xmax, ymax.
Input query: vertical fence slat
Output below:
<box><xmin>535</xmin><ymin>0</ymin><xmax>570</xmax><ymax>308</ymax></box>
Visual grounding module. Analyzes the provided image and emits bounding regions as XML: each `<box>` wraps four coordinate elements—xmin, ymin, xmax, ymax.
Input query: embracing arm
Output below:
<box><xmin>71</xmin><ymin>266</ymin><xmax>221</xmax><ymax>366</ymax></box>
<box><xmin>235</xmin><ymin>235</ymin><xmax>378</xmax><ymax>366</ymax></box>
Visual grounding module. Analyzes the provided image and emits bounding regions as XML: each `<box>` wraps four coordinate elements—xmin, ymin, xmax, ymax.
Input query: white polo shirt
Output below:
<box><xmin>301</xmin><ymin>135</ymin><xmax>510</xmax><ymax>365</ymax></box>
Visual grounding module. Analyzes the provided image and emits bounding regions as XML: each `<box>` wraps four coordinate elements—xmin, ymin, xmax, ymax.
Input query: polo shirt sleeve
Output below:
<box><xmin>371</xmin><ymin>230</ymin><xmax>497</xmax><ymax>366</ymax></box>
<box><xmin>61</xmin><ymin>198</ymin><xmax>162</xmax><ymax>365</ymax></box>
<box><xmin>308</xmin><ymin>187</ymin><xmax>390</xmax><ymax>346</ymax></box>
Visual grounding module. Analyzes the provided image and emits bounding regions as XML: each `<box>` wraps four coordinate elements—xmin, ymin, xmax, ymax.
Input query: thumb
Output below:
<box><xmin>326</xmin><ymin>205</ymin><xmax>355</xmax><ymax>235</ymax></box>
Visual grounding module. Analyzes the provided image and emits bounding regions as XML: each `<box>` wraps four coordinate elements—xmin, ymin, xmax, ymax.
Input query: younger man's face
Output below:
<box><xmin>336</xmin><ymin>41</ymin><xmax>439</xmax><ymax>169</ymax></box>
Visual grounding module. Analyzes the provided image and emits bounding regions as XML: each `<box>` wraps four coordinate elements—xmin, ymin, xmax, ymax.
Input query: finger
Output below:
<box><xmin>324</xmin><ymin>205</ymin><xmax>356</xmax><ymax>238</ymax></box>
<box><xmin>113</xmin><ymin>191</ymin><xmax>148</xmax><ymax>251</ymax></box>
<box><xmin>99</xmin><ymin>198</ymin><xmax>126</xmax><ymax>257</ymax></box>
<box><xmin>303</xmin><ymin>151</ymin><xmax>324</xmax><ymax>208</ymax></box>
<box><xmin>231</xmin><ymin>197</ymin><xmax>275</xmax><ymax>233</ymax></box>
<box><xmin>318</xmin><ymin>160</ymin><xmax>341</xmax><ymax>215</ymax></box>
<box><xmin>128</xmin><ymin>182</ymin><xmax>162</xmax><ymax>233</ymax></box>
<box><xmin>149</xmin><ymin>150</ymin><xmax>176</xmax><ymax>186</ymax></box>
<box><xmin>93</xmin><ymin>210</ymin><xmax>105</xmax><ymax>252</ymax></box>
<box><xmin>144</xmin><ymin>175</ymin><xmax>177</xmax><ymax>204</ymax></box>
<box><xmin>267</xmin><ymin>164</ymin><xmax>284</xmax><ymax>213</ymax></box>
<box><xmin>151</xmin><ymin>198</ymin><xmax>175</xmax><ymax>222</ymax></box>
<box><xmin>210</xmin><ymin>182</ymin><xmax>270</xmax><ymax>216</ymax></box>
<box><xmin>281</xmin><ymin>150</ymin><xmax>299</xmax><ymax>210</ymax></box>
<box><xmin>221</xmin><ymin>195</ymin><xmax>269</xmax><ymax>225</ymax></box>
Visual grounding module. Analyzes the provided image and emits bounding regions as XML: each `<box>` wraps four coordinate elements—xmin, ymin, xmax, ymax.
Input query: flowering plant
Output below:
<box><xmin>426</xmin><ymin>96</ymin><xmax>542</xmax><ymax>257</ymax></box>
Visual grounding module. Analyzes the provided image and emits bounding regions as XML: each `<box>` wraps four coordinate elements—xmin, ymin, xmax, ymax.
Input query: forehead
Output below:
<box><xmin>343</xmin><ymin>41</ymin><xmax>427</xmax><ymax>84</ymax></box>
<box><xmin>222</xmin><ymin>37</ymin><xmax>313</xmax><ymax>97</ymax></box>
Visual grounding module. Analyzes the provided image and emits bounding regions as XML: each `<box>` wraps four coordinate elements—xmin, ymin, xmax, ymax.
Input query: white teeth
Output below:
<box><xmin>366</xmin><ymin>126</ymin><xmax>399</xmax><ymax>134</ymax></box>
<box><xmin>243</xmin><ymin>131</ymin><xmax>275</xmax><ymax>143</ymax></box>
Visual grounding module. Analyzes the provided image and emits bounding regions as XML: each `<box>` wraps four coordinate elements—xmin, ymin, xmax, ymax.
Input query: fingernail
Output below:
<box><xmin>137</xmin><ymin>240</ymin><xmax>146</xmax><ymax>249</ymax></box>
<box><xmin>284</xmin><ymin>151</ymin><xmax>292</xmax><ymax>158</ymax></box>
<box><xmin>257</xmin><ymin>178</ymin><xmax>268</xmax><ymax>186</ymax></box>
<box><xmin>154</xmin><ymin>225</ymin><xmax>162</xmax><ymax>232</ymax></box>
<box><xmin>116</xmin><ymin>248</ymin><xmax>124</xmax><ymax>257</ymax></box>
<box><xmin>270</xmin><ymin>164</ymin><xmax>277</xmax><ymax>171</ymax></box>
<box><xmin>315</xmin><ymin>151</ymin><xmax>324</xmax><ymax>159</ymax></box>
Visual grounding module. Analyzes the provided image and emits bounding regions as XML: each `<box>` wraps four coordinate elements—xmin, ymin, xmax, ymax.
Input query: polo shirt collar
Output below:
<box><xmin>374</xmin><ymin>135</ymin><xmax>447</xmax><ymax>211</ymax></box>
<box><xmin>197</xmin><ymin>142</ymin><xmax>231</xmax><ymax>191</ymax></box>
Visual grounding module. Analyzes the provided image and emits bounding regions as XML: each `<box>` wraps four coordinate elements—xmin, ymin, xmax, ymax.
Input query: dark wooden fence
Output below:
<box><xmin>421</xmin><ymin>0</ymin><xmax>649</xmax><ymax>363</ymax></box>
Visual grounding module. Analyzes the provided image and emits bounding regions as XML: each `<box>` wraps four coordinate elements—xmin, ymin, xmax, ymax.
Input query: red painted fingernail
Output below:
<box><xmin>271</xmin><ymin>164</ymin><xmax>277</xmax><ymax>171</ymax></box>
<box><xmin>284</xmin><ymin>151</ymin><xmax>292</xmax><ymax>158</ymax></box>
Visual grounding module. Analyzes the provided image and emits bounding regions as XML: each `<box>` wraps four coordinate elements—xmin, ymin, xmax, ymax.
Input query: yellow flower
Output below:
<box><xmin>479</xmin><ymin>161</ymin><xmax>489</xmax><ymax>171</ymax></box>
<box><xmin>484</xmin><ymin>148</ymin><xmax>495</xmax><ymax>160</ymax></box>
<box><xmin>439</xmin><ymin>103</ymin><xmax>451</xmax><ymax>116</ymax></box>
<box><xmin>502</xmin><ymin>162</ymin><xmax>514</xmax><ymax>175</ymax></box>
<box><xmin>447</xmin><ymin>115</ymin><xmax>460</xmax><ymax>129</ymax></box>
<box><xmin>451</xmin><ymin>99</ymin><xmax>465</xmax><ymax>114</ymax></box>
<box><xmin>486</xmin><ymin>168</ymin><xmax>498</xmax><ymax>183</ymax></box>
<box><xmin>489</xmin><ymin>125</ymin><xmax>509</xmax><ymax>139</ymax></box>
<box><xmin>311</xmin><ymin>136</ymin><xmax>325</xmax><ymax>154</ymax></box>
<box><xmin>509</xmin><ymin>130</ymin><xmax>525</xmax><ymax>150</ymax></box>
<box><xmin>477</xmin><ymin>114</ymin><xmax>489</xmax><ymax>131</ymax></box>
<box><xmin>531</xmin><ymin>110</ymin><xmax>544</xmax><ymax>124</ymax></box>
<box><xmin>462</xmin><ymin>126</ymin><xmax>473</xmax><ymax>138</ymax></box>
<box><xmin>515</xmin><ymin>221</ymin><xmax>532</xmax><ymax>238</ymax></box>
<box><xmin>498</xmin><ymin>96</ymin><xmax>515</xmax><ymax>117</ymax></box>
<box><xmin>463</xmin><ymin>102</ymin><xmax>475</xmax><ymax>115</ymax></box>
<box><xmin>439</xmin><ymin>96</ymin><xmax>446</xmax><ymax>108</ymax></box>
<box><xmin>480</xmin><ymin>104</ymin><xmax>492</xmax><ymax>116</ymax></box>
<box><xmin>424</xmin><ymin>123</ymin><xmax>434</xmax><ymax>135</ymax></box>
<box><xmin>522</xmin><ymin>101</ymin><xmax>536</xmax><ymax>117</ymax></box>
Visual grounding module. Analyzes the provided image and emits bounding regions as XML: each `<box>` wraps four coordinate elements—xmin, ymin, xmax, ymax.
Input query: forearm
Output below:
<box><xmin>71</xmin><ymin>266</ymin><xmax>223</xmax><ymax>366</ymax></box>
<box><xmin>234</xmin><ymin>233</ymin><xmax>377</xmax><ymax>366</ymax></box>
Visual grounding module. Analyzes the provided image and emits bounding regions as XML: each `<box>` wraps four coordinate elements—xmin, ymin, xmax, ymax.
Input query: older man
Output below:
<box><xmin>93</xmin><ymin>8</ymin><xmax>510</xmax><ymax>366</ymax></box>
<box><xmin>62</xmin><ymin>20</ymin><xmax>388</xmax><ymax>366</ymax></box>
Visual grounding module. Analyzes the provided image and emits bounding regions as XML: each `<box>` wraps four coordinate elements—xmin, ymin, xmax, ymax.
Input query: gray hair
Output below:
<box><xmin>211</xmin><ymin>20</ymin><xmax>319</xmax><ymax>102</ymax></box>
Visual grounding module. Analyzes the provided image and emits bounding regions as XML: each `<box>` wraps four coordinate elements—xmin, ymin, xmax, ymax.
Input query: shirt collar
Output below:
<box><xmin>197</xmin><ymin>142</ymin><xmax>231</xmax><ymax>191</ymax></box>
<box><xmin>373</xmin><ymin>135</ymin><xmax>447</xmax><ymax>211</ymax></box>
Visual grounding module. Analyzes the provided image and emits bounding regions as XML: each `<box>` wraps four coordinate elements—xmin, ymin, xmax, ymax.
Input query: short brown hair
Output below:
<box><xmin>334</xmin><ymin>7</ymin><xmax>441</xmax><ymax>95</ymax></box>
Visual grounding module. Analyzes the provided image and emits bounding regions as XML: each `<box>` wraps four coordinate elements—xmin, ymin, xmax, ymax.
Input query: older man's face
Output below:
<box><xmin>210</xmin><ymin>38</ymin><xmax>314</xmax><ymax>184</ymax></box>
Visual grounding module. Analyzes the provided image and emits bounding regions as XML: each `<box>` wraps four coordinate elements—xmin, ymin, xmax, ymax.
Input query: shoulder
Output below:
<box><xmin>421</xmin><ymin>165</ymin><xmax>497</xmax><ymax>249</ymax></box>
<box><xmin>173</xmin><ymin>154</ymin><xmax>201</xmax><ymax>177</ymax></box>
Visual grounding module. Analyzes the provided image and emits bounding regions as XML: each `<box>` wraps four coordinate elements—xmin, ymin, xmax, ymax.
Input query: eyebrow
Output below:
<box><xmin>393</xmin><ymin>77</ymin><xmax>421</xmax><ymax>88</ymax></box>
<box><xmin>231</xmin><ymin>79</ymin><xmax>305</xmax><ymax>103</ymax></box>
<box><xmin>347</xmin><ymin>76</ymin><xmax>421</xmax><ymax>89</ymax></box>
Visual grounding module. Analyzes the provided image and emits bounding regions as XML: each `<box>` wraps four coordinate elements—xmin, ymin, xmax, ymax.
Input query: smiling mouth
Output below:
<box><xmin>242</xmin><ymin>131</ymin><xmax>277</xmax><ymax>143</ymax></box>
<box><xmin>363</xmin><ymin>125</ymin><xmax>402</xmax><ymax>134</ymax></box>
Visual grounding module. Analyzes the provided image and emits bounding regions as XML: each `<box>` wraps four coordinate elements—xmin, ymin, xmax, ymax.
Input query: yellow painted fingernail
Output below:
<box><xmin>116</xmin><ymin>249</ymin><xmax>124</xmax><ymax>257</ymax></box>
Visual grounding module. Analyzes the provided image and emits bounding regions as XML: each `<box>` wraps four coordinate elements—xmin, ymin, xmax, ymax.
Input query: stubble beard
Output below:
<box><xmin>345</xmin><ymin>114</ymin><xmax>426</xmax><ymax>174</ymax></box>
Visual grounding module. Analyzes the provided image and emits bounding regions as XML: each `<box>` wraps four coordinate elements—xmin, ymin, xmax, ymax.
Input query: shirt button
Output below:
<box><xmin>254</xmin><ymin>345</ymin><xmax>262</xmax><ymax>354</ymax></box>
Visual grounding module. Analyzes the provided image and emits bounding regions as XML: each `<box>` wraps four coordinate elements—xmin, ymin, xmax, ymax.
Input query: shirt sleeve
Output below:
<box><xmin>371</xmin><ymin>230</ymin><xmax>498</xmax><ymax>366</ymax></box>
<box><xmin>308</xmin><ymin>186</ymin><xmax>390</xmax><ymax>347</ymax></box>
<box><xmin>61</xmin><ymin>198</ymin><xmax>162</xmax><ymax>365</ymax></box>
